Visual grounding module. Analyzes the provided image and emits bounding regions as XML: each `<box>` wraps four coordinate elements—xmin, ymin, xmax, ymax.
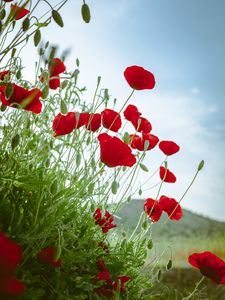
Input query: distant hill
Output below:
<box><xmin>116</xmin><ymin>199</ymin><xmax>225</xmax><ymax>239</ymax></box>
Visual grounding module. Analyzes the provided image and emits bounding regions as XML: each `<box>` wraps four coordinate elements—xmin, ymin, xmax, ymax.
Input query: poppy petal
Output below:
<box><xmin>159</xmin><ymin>166</ymin><xmax>176</xmax><ymax>183</ymax></box>
<box><xmin>159</xmin><ymin>140</ymin><xmax>180</xmax><ymax>156</ymax></box>
<box><xmin>124</xmin><ymin>65</ymin><xmax>155</xmax><ymax>90</ymax></box>
<box><xmin>158</xmin><ymin>195</ymin><xmax>182</xmax><ymax>221</ymax></box>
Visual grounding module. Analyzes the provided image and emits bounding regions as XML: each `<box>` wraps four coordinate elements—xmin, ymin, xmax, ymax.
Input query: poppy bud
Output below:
<box><xmin>81</xmin><ymin>3</ymin><xmax>91</xmax><ymax>23</ymax></box>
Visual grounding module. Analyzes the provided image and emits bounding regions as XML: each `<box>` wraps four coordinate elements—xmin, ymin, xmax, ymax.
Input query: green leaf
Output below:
<box><xmin>81</xmin><ymin>3</ymin><xmax>91</xmax><ymax>23</ymax></box>
<box><xmin>60</xmin><ymin>100</ymin><xmax>67</xmax><ymax>114</ymax></box>
<box><xmin>140</xmin><ymin>163</ymin><xmax>148</xmax><ymax>172</ymax></box>
<box><xmin>76</xmin><ymin>153</ymin><xmax>81</xmax><ymax>167</ymax></box>
<box><xmin>52</xmin><ymin>10</ymin><xmax>64</xmax><ymax>27</ymax></box>
<box><xmin>11</xmin><ymin>134</ymin><xmax>20</xmax><ymax>150</ymax></box>
<box><xmin>157</xmin><ymin>269</ymin><xmax>162</xmax><ymax>281</ymax></box>
<box><xmin>88</xmin><ymin>183</ymin><xmax>94</xmax><ymax>194</ymax></box>
<box><xmin>22</xmin><ymin>17</ymin><xmax>30</xmax><ymax>31</ymax></box>
<box><xmin>34</xmin><ymin>29</ymin><xmax>41</xmax><ymax>47</ymax></box>
<box><xmin>167</xmin><ymin>259</ymin><xmax>172</xmax><ymax>270</ymax></box>
<box><xmin>198</xmin><ymin>160</ymin><xmax>204</xmax><ymax>171</ymax></box>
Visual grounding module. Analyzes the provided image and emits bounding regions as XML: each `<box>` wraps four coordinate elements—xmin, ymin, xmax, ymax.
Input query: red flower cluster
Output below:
<box><xmin>124</xmin><ymin>66</ymin><xmax>155</xmax><ymax>90</ymax></box>
<box><xmin>94</xmin><ymin>208</ymin><xmax>117</xmax><ymax>234</ymax></box>
<box><xmin>0</xmin><ymin>231</ymin><xmax>26</xmax><ymax>297</ymax></box>
<box><xmin>159</xmin><ymin>166</ymin><xmax>176</xmax><ymax>183</ymax></box>
<box><xmin>98</xmin><ymin>133</ymin><xmax>136</xmax><ymax>167</ymax></box>
<box><xmin>37</xmin><ymin>246</ymin><xmax>62</xmax><ymax>268</ymax></box>
<box><xmin>10</xmin><ymin>4</ymin><xmax>29</xmax><ymax>20</ymax></box>
<box><xmin>0</xmin><ymin>83</ymin><xmax>42</xmax><ymax>114</ymax></box>
<box><xmin>52</xmin><ymin>112</ymin><xmax>102</xmax><ymax>136</ymax></box>
<box><xmin>188</xmin><ymin>252</ymin><xmax>225</xmax><ymax>284</ymax></box>
<box><xmin>144</xmin><ymin>196</ymin><xmax>182</xmax><ymax>222</ymax></box>
<box><xmin>95</xmin><ymin>258</ymin><xmax>130</xmax><ymax>297</ymax></box>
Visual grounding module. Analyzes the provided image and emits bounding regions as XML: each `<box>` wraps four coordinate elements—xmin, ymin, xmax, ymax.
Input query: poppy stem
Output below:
<box><xmin>183</xmin><ymin>276</ymin><xmax>204</xmax><ymax>300</ymax></box>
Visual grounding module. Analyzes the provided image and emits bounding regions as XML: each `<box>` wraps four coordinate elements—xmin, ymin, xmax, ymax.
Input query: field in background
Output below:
<box><xmin>117</xmin><ymin>199</ymin><xmax>225</xmax><ymax>299</ymax></box>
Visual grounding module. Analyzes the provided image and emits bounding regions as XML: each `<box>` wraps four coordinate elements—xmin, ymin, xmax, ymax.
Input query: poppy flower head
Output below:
<box><xmin>0</xmin><ymin>84</ymin><xmax>42</xmax><ymax>114</ymax></box>
<box><xmin>49</xmin><ymin>76</ymin><xmax>61</xmax><ymax>90</ymax></box>
<box><xmin>123</xmin><ymin>104</ymin><xmax>142</xmax><ymax>121</ymax></box>
<box><xmin>52</xmin><ymin>112</ymin><xmax>76</xmax><ymax>137</ymax></box>
<box><xmin>188</xmin><ymin>251</ymin><xmax>225</xmax><ymax>284</ymax></box>
<box><xmin>159</xmin><ymin>140</ymin><xmax>180</xmax><ymax>156</ymax></box>
<box><xmin>0</xmin><ymin>277</ymin><xmax>26</xmax><ymax>296</ymax></box>
<box><xmin>101</xmin><ymin>109</ymin><xmax>122</xmax><ymax>132</ymax></box>
<box><xmin>98</xmin><ymin>133</ymin><xmax>136</xmax><ymax>167</ymax></box>
<box><xmin>130</xmin><ymin>133</ymin><xmax>159</xmax><ymax>151</ymax></box>
<box><xmin>144</xmin><ymin>198</ymin><xmax>163</xmax><ymax>222</ymax></box>
<box><xmin>37</xmin><ymin>246</ymin><xmax>62</xmax><ymax>268</ymax></box>
<box><xmin>94</xmin><ymin>208</ymin><xmax>117</xmax><ymax>234</ymax></box>
<box><xmin>49</xmin><ymin>58</ymin><xmax>66</xmax><ymax>76</ymax></box>
<box><xmin>0</xmin><ymin>231</ymin><xmax>22</xmax><ymax>276</ymax></box>
<box><xmin>10</xmin><ymin>4</ymin><xmax>29</xmax><ymax>20</ymax></box>
<box><xmin>124</xmin><ymin>65</ymin><xmax>155</xmax><ymax>90</ymax></box>
<box><xmin>0</xmin><ymin>70</ymin><xmax>10</xmax><ymax>81</ymax></box>
<box><xmin>130</xmin><ymin>116</ymin><xmax>152</xmax><ymax>134</ymax></box>
<box><xmin>86</xmin><ymin>113</ymin><xmax>101</xmax><ymax>132</ymax></box>
<box><xmin>159</xmin><ymin>166</ymin><xmax>176</xmax><ymax>183</ymax></box>
<box><xmin>113</xmin><ymin>276</ymin><xmax>131</xmax><ymax>293</ymax></box>
<box><xmin>158</xmin><ymin>195</ymin><xmax>182</xmax><ymax>221</ymax></box>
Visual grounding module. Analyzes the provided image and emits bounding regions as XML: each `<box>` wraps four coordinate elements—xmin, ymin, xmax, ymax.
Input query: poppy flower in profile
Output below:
<box><xmin>52</xmin><ymin>112</ymin><xmax>76</xmax><ymax>137</ymax></box>
<box><xmin>43</xmin><ymin>58</ymin><xmax>66</xmax><ymax>90</ymax></box>
<box><xmin>0</xmin><ymin>84</ymin><xmax>42</xmax><ymax>114</ymax></box>
<box><xmin>86</xmin><ymin>113</ymin><xmax>101</xmax><ymax>132</ymax></box>
<box><xmin>130</xmin><ymin>116</ymin><xmax>152</xmax><ymax>133</ymax></box>
<box><xmin>94</xmin><ymin>259</ymin><xmax>130</xmax><ymax>297</ymax></box>
<box><xmin>98</xmin><ymin>133</ymin><xmax>136</xmax><ymax>167</ymax></box>
<box><xmin>0</xmin><ymin>277</ymin><xmax>26</xmax><ymax>297</ymax></box>
<box><xmin>113</xmin><ymin>276</ymin><xmax>131</xmax><ymax>293</ymax></box>
<box><xmin>37</xmin><ymin>246</ymin><xmax>62</xmax><ymax>268</ymax></box>
<box><xmin>124</xmin><ymin>65</ymin><xmax>155</xmax><ymax>90</ymax></box>
<box><xmin>144</xmin><ymin>198</ymin><xmax>163</xmax><ymax>222</ymax></box>
<box><xmin>0</xmin><ymin>231</ymin><xmax>22</xmax><ymax>276</ymax></box>
<box><xmin>188</xmin><ymin>252</ymin><xmax>225</xmax><ymax>284</ymax></box>
<box><xmin>101</xmin><ymin>109</ymin><xmax>122</xmax><ymax>132</ymax></box>
<box><xmin>94</xmin><ymin>208</ymin><xmax>117</xmax><ymax>234</ymax></box>
<box><xmin>123</xmin><ymin>104</ymin><xmax>142</xmax><ymax>121</ymax></box>
<box><xmin>158</xmin><ymin>195</ymin><xmax>182</xmax><ymax>221</ymax></box>
<box><xmin>130</xmin><ymin>133</ymin><xmax>159</xmax><ymax>151</ymax></box>
<box><xmin>0</xmin><ymin>70</ymin><xmax>10</xmax><ymax>81</ymax></box>
<box><xmin>159</xmin><ymin>140</ymin><xmax>180</xmax><ymax>156</ymax></box>
<box><xmin>159</xmin><ymin>166</ymin><xmax>176</xmax><ymax>183</ymax></box>
<box><xmin>10</xmin><ymin>4</ymin><xmax>29</xmax><ymax>20</ymax></box>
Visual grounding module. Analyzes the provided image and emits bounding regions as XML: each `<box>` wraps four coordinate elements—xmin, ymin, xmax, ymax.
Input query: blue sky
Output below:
<box><xmin>23</xmin><ymin>0</ymin><xmax>225</xmax><ymax>220</ymax></box>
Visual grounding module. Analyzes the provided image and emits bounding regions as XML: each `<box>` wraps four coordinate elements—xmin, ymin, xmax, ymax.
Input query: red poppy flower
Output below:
<box><xmin>94</xmin><ymin>208</ymin><xmax>117</xmax><ymax>234</ymax></box>
<box><xmin>101</xmin><ymin>109</ymin><xmax>122</xmax><ymax>132</ymax></box>
<box><xmin>46</xmin><ymin>58</ymin><xmax>66</xmax><ymax>90</ymax></box>
<box><xmin>0</xmin><ymin>70</ymin><xmax>10</xmax><ymax>80</ymax></box>
<box><xmin>10</xmin><ymin>4</ymin><xmax>29</xmax><ymax>20</ymax></box>
<box><xmin>0</xmin><ymin>84</ymin><xmax>42</xmax><ymax>114</ymax></box>
<box><xmin>0</xmin><ymin>277</ymin><xmax>26</xmax><ymax>297</ymax></box>
<box><xmin>144</xmin><ymin>198</ymin><xmax>163</xmax><ymax>222</ymax></box>
<box><xmin>98</xmin><ymin>133</ymin><xmax>136</xmax><ymax>167</ymax></box>
<box><xmin>123</xmin><ymin>104</ymin><xmax>142</xmax><ymax>121</ymax></box>
<box><xmin>188</xmin><ymin>252</ymin><xmax>225</xmax><ymax>284</ymax></box>
<box><xmin>130</xmin><ymin>133</ymin><xmax>159</xmax><ymax>151</ymax></box>
<box><xmin>159</xmin><ymin>166</ymin><xmax>176</xmax><ymax>183</ymax></box>
<box><xmin>159</xmin><ymin>140</ymin><xmax>180</xmax><ymax>156</ymax></box>
<box><xmin>0</xmin><ymin>231</ymin><xmax>22</xmax><ymax>276</ymax></box>
<box><xmin>113</xmin><ymin>276</ymin><xmax>130</xmax><ymax>293</ymax></box>
<box><xmin>130</xmin><ymin>116</ymin><xmax>152</xmax><ymax>133</ymax></box>
<box><xmin>52</xmin><ymin>112</ymin><xmax>76</xmax><ymax>137</ymax></box>
<box><xmin>85</xmin><ymin>113</ymin><xmax>101</xmax><ymax>132</ymax></box>
<box><xmin>37</xmin><ymin>246</ymin><xmax>62</xmax><ymax>268</ymax></box>
<box><xmin>159</xmin><ymin>195</ymin><xmax>182</xmax><ymax>221</ymax></box>
<box><xmin>124</xmin><ymin>65</ymin><xmax>155</xmax><ymax>90</ymax></box>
